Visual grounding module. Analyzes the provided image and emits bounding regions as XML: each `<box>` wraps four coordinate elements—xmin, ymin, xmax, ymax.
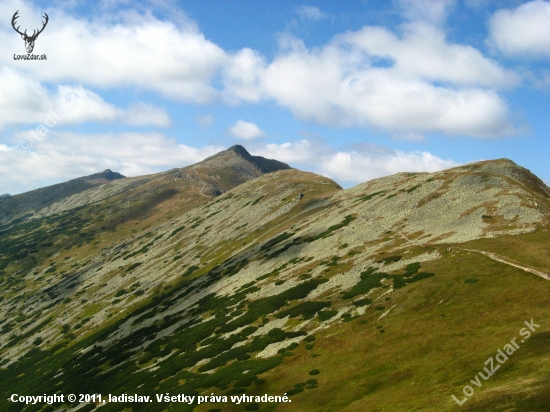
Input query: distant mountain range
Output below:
<box><xmin>0</xmin><ymin>146</ymin><xmax>549</xmax><ymax>412</ymax></box>
<box><xmin>0</xmin><ymin>145</ymin><xmax>291</xmax><ymax>226</ymax></box>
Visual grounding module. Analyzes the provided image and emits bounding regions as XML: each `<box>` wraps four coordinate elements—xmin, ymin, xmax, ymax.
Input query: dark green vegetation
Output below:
<box><xmin>0</xmin><ymin>260</ymin><xmax>326</xmax><ymax>412</ymax></box>
<box><xmin>1</xmin><ymin>155</ymin><xmax>550</xmax><ymax>412</ymax></box>
<box><xmin>275</xmin><ymin>301</ymin><xmax>330</xmax><ymax>320</ymax></box>
<box><xmin>317</xmin><ymin>310</ymin><xmax>338</xmax><ymax>321</ymax></box>
<box><xmin>354</xmin><ymin>191</ymin><xmax>385</xmax><ymax>203</ymax></box>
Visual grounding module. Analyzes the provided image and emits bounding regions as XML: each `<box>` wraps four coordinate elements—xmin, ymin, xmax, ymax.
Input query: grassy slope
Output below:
<box><xmin>209</xmin><ymin>231</ymin><xmax>550</xmax><ymax>412</ymax></box>
<box><xmin>1</xmin><ymin>161</ymin><xmax>549</xmax><ymax>412</ymax></box>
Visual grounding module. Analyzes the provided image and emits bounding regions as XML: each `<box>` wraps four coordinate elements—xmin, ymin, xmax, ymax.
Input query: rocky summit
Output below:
<box><xmin>0</xmin><ymin>149</ymin><xmax>549</xmax><ymax>412</ymax></box>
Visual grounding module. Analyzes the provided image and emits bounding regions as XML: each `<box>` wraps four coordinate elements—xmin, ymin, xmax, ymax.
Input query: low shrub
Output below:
<box><xmin>343</xmin><ymin>268</ymin><xmax>387</xmax><ymax>299</ymax></box>
<box><xmin>286</xmin><ymin>387</ymin><xmax>304</xmax><ymax>396</ymax></box>
<box><xmin>317</xmin><ymin>310</ymin><xmax>338</xmax><ymax>321</ymax></box>
<box><xmin>353</xmin><ymin>298</ymin><xmax>372</xmax><ymax>307</ymax></box>
<box><xmin>376</xmin><ymin>255</ymin><xmax>402</xmax><ymax>264</ymax></box>
<box><xmin>276</xmin><ymin>301</ymin><xmax>330</xmax><ymax>320</ymax></box>
<box><xmin>354</xmin><ymin>191</ymin><xmax>385</xmax><ymax>203</ymax></box>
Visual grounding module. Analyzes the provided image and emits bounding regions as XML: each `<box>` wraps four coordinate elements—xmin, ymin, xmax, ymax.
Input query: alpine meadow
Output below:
<box><xmin>1</xmin><ymin>146</ymin><xmax>549</xmax><ymax>411</ymax></box>
<box><xmin>1</xmin><ymin>1</ymin><xmax>550</xmax><ymax>411</ymax></box>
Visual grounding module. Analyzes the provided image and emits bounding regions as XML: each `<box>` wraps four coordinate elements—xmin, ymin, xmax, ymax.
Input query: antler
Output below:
<box><xmin>11</xmin><ymin>11</ymin><xmax>49</xmax><ymax>40</ymax></box>
<box><xmin>32</xmin><ymin>13</ymin><xmax>49</xmax><ymax>39</ymax></box>
<box><xmin>11</xmin><ymin>11</ymin><xmax>27</xmax><ymax>37</ymax></box>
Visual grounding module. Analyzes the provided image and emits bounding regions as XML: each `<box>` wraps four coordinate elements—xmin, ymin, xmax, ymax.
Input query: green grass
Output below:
<box><xmin>239</xmin><ymin>234</ymin><xmax>550</xmax><ymax>412</ymax></box>
<box><xmin>353</xmin><ymin>191</ymin><xmax>385</xmax><ymax>203</ymax></box>
<box><xmin>2</xmin><ymin>161</ymin><xmax>550</xmax><ymax>412</ymax></box>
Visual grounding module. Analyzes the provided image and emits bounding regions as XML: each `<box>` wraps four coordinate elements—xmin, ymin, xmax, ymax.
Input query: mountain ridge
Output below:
<box><xmin>0</xmin><ymin>145</ymin><xmax>291</xmax><ymax>227</ymax></box>
<box><xmin>0</xmin><ymin>169</ymin><xmax>126</xmax><ymax>224</ymax></box>
<box><xmin>0</xmin><ymin>150</ymin><xmax>549</xmax><ymax>412</ymax></box>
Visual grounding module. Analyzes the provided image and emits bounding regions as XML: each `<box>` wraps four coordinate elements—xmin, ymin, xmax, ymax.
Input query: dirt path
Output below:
<box><xmin>192</xmin><ymin>165</ymin><xmax>208</xmax><ymax>197</ymax></box>
<box><xmin>339</xmin><ymin>200</ymin><xmax>550</xmax><ymax>282</ymax></box>
<box><xmin>459</xmin><ymin>248</ymin><xmax>550</xmax><ymax>281</ymax></box>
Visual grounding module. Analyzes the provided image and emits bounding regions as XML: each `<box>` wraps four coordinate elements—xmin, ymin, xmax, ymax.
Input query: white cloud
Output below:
<box><xmin>1</xmin><ymin>134</ymin><xmax>461</xmax><ymax>194</ymax></box>
<box><xmin>228</xmin><ymin>120</ymin><xmax>265</xmax><ymax>140</ymax></box>
<box><xmin>256</xmin><ymin>140</ymin><xmax>317</xmax><ymax>164</ymax></box>
<box><xmin>223</xmin><ymin>48</ymin><xmax>266</xmax><ymax>103</ymax></box>
<box><xmin>260</xmin><ymin>27</ymin><xmax>517</xmax><ymax>137</ymax></box>
<box><xmin>1</xmin><ymin>6</ymin><xmax>226</xmax><ymax>103</ymax></box>
<box><xmin>0</xmin><ymin>131</ymin><xmax>222</xmax><ymax>195</ymax></box>
<box><xmin>319</xmin><ymin>149</ymin><xmax>459</xmax><ymax>184</ymax></box>
<box><xmin>0</xmin><ymin>3</ymin><xmax>521</xmax><ymax>138</ymax></box>
<box><xmin>339</xmin><ymin>23</ymin><xmax>518</xmax><ymax>88</ymax></box>
<box><xmin>55</xmin><ymin>85</ymin><xmax>122</xmax><ymax>124</ymax></box>
<box><xmin>397</xmin><ymin>0</ymin><xmax>456</xmax><ymax>24</ymax></box>
<box><xmin>251</xmin><ymin>139</ymin><xmax>460</xmax><ymax>187</ymax></box>
<box><xmin>488</xmin><ymin>1</ymin><xmax>550</xmax><ymax>58</ymax></box>
<box><xmin>0</xmin><ymin>67</ymin><xmax>52</xmax><ymax>127</ymax></box>
<box><xmin>295</xmin><ymin>5</ymin><xmax>326</xmax><ymax>20</ymax></box>
<box><xmin>0</xmin><ymin>70</ymin><xmax>170</xmax><ymax>129</ymax></box>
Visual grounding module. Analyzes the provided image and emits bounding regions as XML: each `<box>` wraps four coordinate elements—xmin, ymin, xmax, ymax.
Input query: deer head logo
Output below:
<box><xmin>11</xmin><ymin>11</ymin><xmax>49</xmax><ymax>54</ymax></box>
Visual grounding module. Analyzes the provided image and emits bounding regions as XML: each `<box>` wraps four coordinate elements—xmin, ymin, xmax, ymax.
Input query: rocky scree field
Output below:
<box><xmin>0</xmin><ymin>155</ymin><xmax>549</xmax><ymax>412</ymax></box>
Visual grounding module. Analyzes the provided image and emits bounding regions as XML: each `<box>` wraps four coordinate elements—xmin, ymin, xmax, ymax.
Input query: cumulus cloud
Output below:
<box><xmin>319</xmin><ymin>148</ymin><xmax>459</xmax><ymax>184</ymax></box>
<box><xmin>1</xmin><ymin>134</ymin><xmax>460</xmax><ymax>194</ymax></box>
<box><xmin>251</xmin><ymin>139</ymin><xmax>460</xmax><ymax>187</ymax></box>
<box><xmin>223</xmin><ymin>48</ymin><xmax>266</xmax><ymax>103</ymax></box>
<box><xmin>0</xmin><ymin>67</ymin><xmax>52</xmax><ymax>128</ymax></box>
<box><xmin>0</xmin><ymin>2</ymin><xmax>521</xmax><ymax>138</ymax></box>
<box><xmin>488</xmin><ymin>0</ymin><xmax>550</xmax><ymax>58</ymax></box>
<box><xmin>0</xmin><ymin>70</ymin><xmax>170</xmax><ymax>129</ymax></box>
<box><xmin>1</xmin><ymin>6</ymin><xmax>226</xmax><ymax>103</ymax></box>
<box><xmin>228</xmin><ymin>120</ymin><xmax>266</xmax><ymax>140</ymax></box>
<box><xmin>339</xmin><ymin>23</ymin><xmax>518</xmax><ymax>88</ymax></box>
<box><xmin>295</xmin><ymin>5</ymin><xmax>326</xmax><ymax>21</ymax></box>
<box><xmin>0</xmin><ymin>131</ymin><xmax>222</xmax><ymax>195</ymax></box>
<box><xmin>397</xmin><ymin>0</ymin><xmax>456</xmax><ymax>24</ymax></box>
<box><xmin>260</xmin><ymin>26</ymin><xmax>517</xmax><ymax>137</ymax></box>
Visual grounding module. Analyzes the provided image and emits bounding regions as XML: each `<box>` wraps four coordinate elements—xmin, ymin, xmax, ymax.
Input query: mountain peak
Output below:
<box><xmin>201</xmin><ymin>145</ymin><xmax>292</xmax><ymax>175</ymax></box>
<box><xmin>87</xmin><ymin>169</ymin><xmax>125</xmax><ymax>181</ymax></box>
<box><xmin>225</xmin><ymin>144</ymin><xmax>255</xmax><ymax>163</ymax></box>
<box><xmin>226</xmin><ymin>144</ymin><xmax>251</xmax><ymax>157</ymax></box>
<box><xmin>0</xmin><ymin>169</ymin><xmax>126</xmax><ymax>225</ymax></box>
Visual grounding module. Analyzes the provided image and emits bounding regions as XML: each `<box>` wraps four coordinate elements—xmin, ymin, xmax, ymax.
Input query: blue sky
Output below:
<box><xmin>1</xmin><ymin>0</ymin><xmax>549</xmax><ymax>195</ymax></box>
